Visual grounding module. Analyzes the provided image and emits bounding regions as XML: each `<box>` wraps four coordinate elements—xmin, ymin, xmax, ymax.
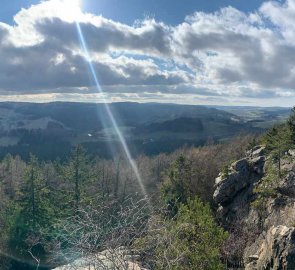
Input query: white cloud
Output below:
<box><xmin>0</xmin><ymin>0</ymin><xmax>295</xmax><ymax>106</ymax></box>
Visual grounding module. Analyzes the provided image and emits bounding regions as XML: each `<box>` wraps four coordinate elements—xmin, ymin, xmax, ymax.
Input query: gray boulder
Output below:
<box><xmin>213</xmin><ymin>147</ymin><xmax>265</xmax><ymax>207</ymax></box>
<box><xmin>213</xmin><ymin>159</ymin><xmax>250</xmax><ymax>205</ymax></box>
<box><xmin>54</xmin><ymin>247</ymin><xmax>146</xmax><ymax>270</ymax></box>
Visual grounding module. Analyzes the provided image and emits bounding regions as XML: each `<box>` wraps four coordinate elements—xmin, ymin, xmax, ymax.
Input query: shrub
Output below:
<box><xmin>135</xmin><ymin>198</ymin><xmax>228</xmax><ymax>270</ymax></box>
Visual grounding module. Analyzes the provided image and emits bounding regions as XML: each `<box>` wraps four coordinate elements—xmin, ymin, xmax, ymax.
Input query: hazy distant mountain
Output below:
<box><xmin>210</xmin><ymin>105</ymin><xmax>291</xmax><ymax>128</ymax></box>
<box><xmin>0</xmin><ymin>102</ymin><xmax>286</xmax><ymax>160</ymax></box>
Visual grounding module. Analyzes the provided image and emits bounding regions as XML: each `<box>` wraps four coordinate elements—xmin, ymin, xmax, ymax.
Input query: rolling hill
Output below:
<box><xmin>0</xmin><ymin>102</ymin><xmax>288</xmax><ymax>160</ymax></box>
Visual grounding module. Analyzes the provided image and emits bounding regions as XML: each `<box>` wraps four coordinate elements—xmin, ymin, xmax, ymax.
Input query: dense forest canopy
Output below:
<box><xmin>0</xmin><ymin>133</ymin><xmax>256</xmax><ymax>269</ymax></box>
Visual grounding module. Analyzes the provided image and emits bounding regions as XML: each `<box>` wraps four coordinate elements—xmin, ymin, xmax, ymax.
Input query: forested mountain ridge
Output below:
<box><xmin>0</xmin><ymin>102</ymin><xmax>283</xmax><ymax>160</ymax></box>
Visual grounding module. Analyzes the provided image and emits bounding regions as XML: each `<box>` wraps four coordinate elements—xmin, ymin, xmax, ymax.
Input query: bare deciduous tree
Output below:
<box><xmin>51</xmin><ymin>197</ymin><xmax>152</xmax><ymax>270</ymax></box>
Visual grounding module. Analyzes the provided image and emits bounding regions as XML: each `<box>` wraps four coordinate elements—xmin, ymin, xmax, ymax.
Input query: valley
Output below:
<box><xmin>0</xmin><ymin>102</ymin><xmax>288</xmax><ymax>160</ymax></box>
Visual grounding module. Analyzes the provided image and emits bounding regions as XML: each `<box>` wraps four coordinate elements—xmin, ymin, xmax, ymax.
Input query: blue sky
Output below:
<box><xmin>0</xmin><ymin>0</ymin><xmax>295</xmax><ymax>106</ymax></box>
<box><xmin>2</xmin><ymin>0</ymin><xmax>266</xmax><ymax>25</ymax></box>
<box><xmin>0</xmin><ymin>0</ymin><xmax>40</xmax><ymax>23</ymax></box>
<box><xmin>82</xmin><ymin>0</ymin><xmax>266</xmax><ymax>25</ymax></box>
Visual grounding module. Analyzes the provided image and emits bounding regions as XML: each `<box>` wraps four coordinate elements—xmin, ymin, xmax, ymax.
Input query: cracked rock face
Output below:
<box><xmin>213</xmin><ymin>148</ymin><xmax>265</xmax><ymax>206</ymax></box>
<box><xmin>214</xmin><ymin>158</ymin><xmax>250</xmax><ymax>206</ymax></box>
<box><xmin>213</xmin><ymin>147</ymin><xmax>265</xmax><ymax>228</ymax></box>
<box><xmin>246</xmin><ymin>226</ymin><xmax>295</xmax><ymax>270</ymax></box>
<box><xmin>277</xmin><ymin>172</ymin><xmax>295</xmax><ymax>197</ymax></box>
<box><xmin>213</xmin><ymin>146</ymin><xmax>295</xmax><ymax>269</ymax></box>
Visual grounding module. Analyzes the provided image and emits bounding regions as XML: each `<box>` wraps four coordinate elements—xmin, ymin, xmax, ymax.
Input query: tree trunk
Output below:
<box><xmin>278</xmin><ymin>151</ymin><xmax>281</xmax><ymax>178</ymax></box>
<box><xmin>31</xmin><ymin>167</ymin><xmax>36</xmax><ymax>227</ymax></box>
<box><xmin>74</xmin><ymin>152</ymin><xmax>80</xmax><ymax>209</ymax></box>
<box><xmin>114</xmin><ymin>159</ymin><xmax>120</xmax><ymax>197</ymax></box>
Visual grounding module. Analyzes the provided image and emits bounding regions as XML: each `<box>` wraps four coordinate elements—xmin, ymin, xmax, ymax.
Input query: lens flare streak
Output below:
<box><xmin>76</xmin><ymin>22</ymin><xmax>148</xmax><ymax>198</ymax></box>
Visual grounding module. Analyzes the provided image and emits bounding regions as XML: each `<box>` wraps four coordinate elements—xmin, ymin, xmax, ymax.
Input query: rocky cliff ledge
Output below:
<box><xmin>213</xmin><ymin>146</ymin><xmax>295</xmax><ymax>270</ymax></box>
<box><xmin>54</xmin><ymin>247</ymin><xmax>146</xmax><ymax>270</ymax></box>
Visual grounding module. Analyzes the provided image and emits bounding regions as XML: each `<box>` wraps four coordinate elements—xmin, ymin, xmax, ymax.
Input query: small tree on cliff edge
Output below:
<box><xmin>263</xmin><ymin>121</ymin><xmax>293</xmax><ymax>177</ymax></box>
<box><xmin>288</xmin><ymin>106</ymin><xmax>295</xmax><ymax>142</ymax></box>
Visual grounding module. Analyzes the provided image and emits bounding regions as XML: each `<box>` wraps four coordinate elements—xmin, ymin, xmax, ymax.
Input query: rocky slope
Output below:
<box><xmin>214</xmin><ymin>146</ymin><xmax>295</xmax><ymax>269</ymax></box>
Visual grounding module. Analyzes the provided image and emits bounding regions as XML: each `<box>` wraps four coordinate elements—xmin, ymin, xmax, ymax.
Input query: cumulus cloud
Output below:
<box><xmin>1</xmin><ymin>0</ymin><xmax>295</xmax><ymax>105</ymax></box>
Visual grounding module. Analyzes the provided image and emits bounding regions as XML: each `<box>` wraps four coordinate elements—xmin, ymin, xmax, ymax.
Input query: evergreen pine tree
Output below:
<box><xmin>9</xmin><ymin>154</ymin><xmax>53</xmax><ymax>261</ymax></box>
<box><xmin>64</xmin><ymin>145</ymin><xmax>92</xmax><ymax>210</ymax></box>
<box><xmin>263</xmin><ymin>124</ymin><xmax>293</xmax><ymax>177</ymax></box>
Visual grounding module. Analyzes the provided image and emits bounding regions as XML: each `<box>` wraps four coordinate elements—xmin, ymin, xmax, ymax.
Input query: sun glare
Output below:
<box><xmin>75</xmin><ymin>21</ymin><xmax>150</xmax><ymax>201</ymax></box>
<box><xmin>59</xmin><ymin>0</ymin><xmax>82</xmax><ymax>22</ymax></box>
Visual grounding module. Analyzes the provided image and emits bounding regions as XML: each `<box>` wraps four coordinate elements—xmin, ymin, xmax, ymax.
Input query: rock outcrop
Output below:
<box><xmin>246</xmin><ymin>226</ymin><xmax>295</xmax><ymax>270</ymax></box>
<box><xmin>213</xmin><ymin>146</ymin><xmax>265</xmax><ymax>229</ymax></box>
<box><xmin>214</xmin><ymin>146</ymin><xmax>295</xmax><ymax>270</ymax></box>
<box><xmin>54</xmin><ymin>247</ymin><xmax>146</xmax><ymax>270</ymax></box>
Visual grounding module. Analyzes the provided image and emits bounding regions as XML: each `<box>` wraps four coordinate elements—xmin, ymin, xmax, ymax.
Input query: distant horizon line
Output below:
<box><xmin>0</xmin><ymin>100</ymin><xmax>291</xmax><ymax>109</ymax></box>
